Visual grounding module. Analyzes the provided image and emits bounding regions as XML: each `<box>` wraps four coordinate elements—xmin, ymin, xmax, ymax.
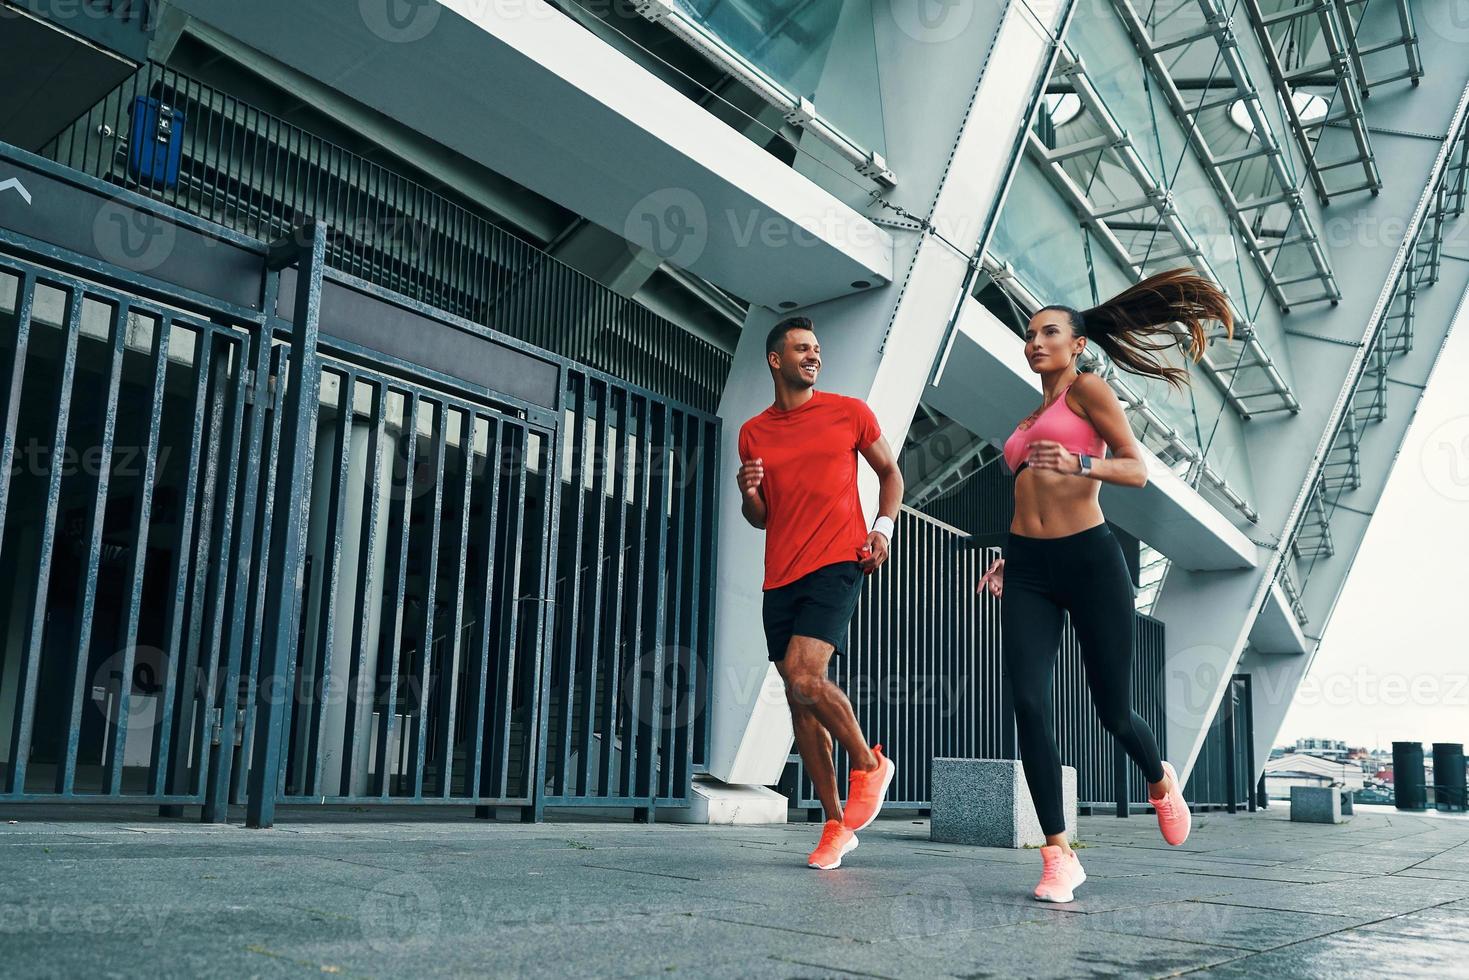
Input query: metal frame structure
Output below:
<box><xmin>1334</xmin><ymin>0</ymin><xmax>1424</xmax><ymax>90</ymax></box>
<box><xmin>41</xmin><ymin>61</ymin><xmax>733</xmax><ymax>414</ymax></box>
<box><xmin>1240</xmin><ymin>0</ymin><xmax>1382</xmax><ymax>202</ymax></box>
<box><xmin>1279</xmin><ymin>84</ymin><xmax>1469</xmax><ymax>599</ymax></box>
<box><xmin>1029</xmin><ymin>46</ymin><xmax>1301</xmax><ymax>420</ymax></box>
<box><xmin>626</xmin><ymin>0</ymin><xmax>897</xmax><ymax>187</ymax></box>
<box><xmin>1113</xmin><ymin>0</ymin><xmax>1342</xmax><ymax>309</ymax></box>
<box><xmin>0</xmin><ymin>143</ymin><xmax>721</xmax><ymax>823</ymax></box>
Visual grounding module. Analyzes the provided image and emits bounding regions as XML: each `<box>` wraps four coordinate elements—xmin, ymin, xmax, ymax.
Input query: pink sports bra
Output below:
<box><xmin>1003</xmin><ymin>380</ymin><xmax>1106</xmax><ymax>474</ymax></box>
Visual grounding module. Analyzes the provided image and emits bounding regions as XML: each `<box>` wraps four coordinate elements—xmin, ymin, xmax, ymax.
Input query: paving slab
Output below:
<box><xmin>3</xmin><ymin>806</ymin><xmax>1469</xmax><ymax>977</ymax></box>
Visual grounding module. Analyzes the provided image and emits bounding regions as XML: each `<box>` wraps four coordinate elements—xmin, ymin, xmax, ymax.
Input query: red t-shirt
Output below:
<box><xmin>738</xmin><ymin>390</ymin><xmax>882</xmax><ymax>591</ymax></box>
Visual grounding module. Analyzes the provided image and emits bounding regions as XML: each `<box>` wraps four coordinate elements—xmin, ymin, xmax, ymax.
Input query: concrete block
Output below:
<box><xmin>1291</xmin><ymin>786</ymin><xmax>1346</xmax><ymax>824</ymax></box>
<box><xmin>661</xmin><ymin>775</ymin><xmax>788</xmax><ymax>825</ymax></box>
<box><xmin>930</xmin><ymin>758</ymin><xmax>1076</xmax><ymax>848</ymax></box>
<box><xmin>1340</xmin><ymin>789</ymin><xmax>1354</xmax><ymax>815</ymax></box>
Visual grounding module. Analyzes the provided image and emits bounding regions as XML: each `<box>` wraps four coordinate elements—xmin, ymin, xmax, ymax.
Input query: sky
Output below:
<box><xmin>1276</xmin><ymin>286</ymin><xmax>1469</xmax><ymax>753</ymax></box>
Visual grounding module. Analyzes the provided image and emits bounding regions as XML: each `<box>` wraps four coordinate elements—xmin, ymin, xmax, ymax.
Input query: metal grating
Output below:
<box><xmin>1029</xmin><ymin>46</ymin><xmax>1300</xmax><ymax>420</ymax></box>
<box><xmin>1241</xmin><ymin>0</ymin><xmax>1382</xmax><ymax>201</ymax></box>
<box><xmin>1114</xmin><ymin>0</ymin><xmax>1343</xmax><ymax>307</ymax></box>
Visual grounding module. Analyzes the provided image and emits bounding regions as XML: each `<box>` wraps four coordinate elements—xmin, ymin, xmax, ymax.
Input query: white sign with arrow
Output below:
<box><xmin>0</xmin><ymin>178</ymin><xmax>34</xmax><ymax>205</ymax></box>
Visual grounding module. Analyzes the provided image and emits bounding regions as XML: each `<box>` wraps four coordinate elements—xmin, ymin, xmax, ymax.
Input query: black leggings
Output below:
<box><xmin>1001</xmin><ymin>523</ymin><xmax>1165</xmax><ymax>835</ymax></box>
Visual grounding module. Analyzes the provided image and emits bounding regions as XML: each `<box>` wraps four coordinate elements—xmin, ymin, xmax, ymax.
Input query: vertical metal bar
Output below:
<box><xmin>374</xmin><ymin>389</ymin><xmax>418</xmax><ymax>798</ymax></box>
<box><xmin>338</xmin><ymin>377</ymin><xmax>386</xmax><ymax>797</ymax></box>
<box><xmin>56</xmin><ymin>298</ymin><xmax>129</xmax><ymax>794</ymax></box>
<box><xmin>555</xmin><ymin>376</ymin><xmax>589</xmax><ymax>798</ymax></box>
<box><xmin>102</xmin><ymin>312</ymin><xmax>171</xmax><ymax>795</ymax></box>
<box><xmin>231</xmin><ymin>342</ymin><xmax>288</xmax><ymax>806</ymax></box>
<box><xmin>659</xmin><ymin>411</ymin><xmax>689</xmax><ymax>801</ymax></box>
<box><xmin>619</xmin><ymin>396</ymin><xmax>652</xmax><ymax>801</ymax></box>
<box><xmin>1223</xmin><ymin>675</ymin><xmax>1238</xmax><ymax>813</ymax></box>
<box><xmin>470</xmin><ymin>417</ymin><xmax>502</xmax><ymax>802</ymax></box>
<box><xmin>594</xmin><ymin>387</ymin><xmax>627</xmax><ymax>797</ymax></box>
<box><xmin>409</xmin><ymin>399</ymin><xmax>447</xmax><ymax>798</ymax></box>
<box><xmin>306</xmin><ymin>369</ymin><xmax>354</xmax><ymax>797</ymax></box>
<box><xmin>167</xmin><ymin>330</ymin><xmax>234</xmax><ymax>800</ymax></box>
<box><xmin>638</xmin><ymin>402</ymin><xmax>670</xmax><ymax>809</ymax></box>
<box><xmin>204</xmin><ymin>299</ymin><xmax>275</xmax><ymax>822</ymax></box>
<box><xmin>191</xmin><ymin>330</ymin><xmax>251</xmax><ymax>801</ymax></box>
<box><xmin>146</xmin><ymin>326</ymin><xmax>213</xmax><ymax>797</ymax></box>
<box><xmin>435</xmin><ymin>407</ymin><xmax>475</xmax><ymax>799</ymax></box>
<box><xmin>245</xmin><ymin>223</ymin><xmax>325</xmax><ymax>829</ymax></box>
<box><xmin>495</xmin><ymin>425</ymin><xmax>530</xmax><ymax>801</ymax></box>
<box><xmin>530</xmin><ymin>418</ymin><xmax>561</xmax><ymax>818</ymax></box>
<box><xmin>0</xmin><ymin>271</ymin><xmax>35</xmax><ymax>592</ymax></box>
<box><xmin>5</xmin><ymin>285</ymin><xmax>82</xmax><ymax>793</ymax></box>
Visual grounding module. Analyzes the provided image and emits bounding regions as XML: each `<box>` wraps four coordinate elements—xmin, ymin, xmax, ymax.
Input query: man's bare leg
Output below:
<box><xmin>782</xmin><ymin>691</ymin><xmax>841</xmax><ymax>822</ymax></box>
<box><xmin>780</xmin><ymin>636</ymin><xmax>879</xmax><ymax>775</ymax></box>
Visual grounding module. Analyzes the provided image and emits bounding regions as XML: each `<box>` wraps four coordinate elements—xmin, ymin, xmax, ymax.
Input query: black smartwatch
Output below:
<box><xmin>1077</xmin><ymin>453</ymin><xmax>1093</xmax><ymax>477</ymax></box>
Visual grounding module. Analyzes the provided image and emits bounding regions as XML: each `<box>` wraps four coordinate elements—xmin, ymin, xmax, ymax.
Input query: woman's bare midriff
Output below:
<box><xmin>1009</xmin><ymin>466</ymin><xmax>1106</xmax><ymax>538</ymax></box>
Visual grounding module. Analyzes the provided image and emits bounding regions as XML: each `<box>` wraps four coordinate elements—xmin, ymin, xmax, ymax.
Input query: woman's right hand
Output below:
<box><xmin>977</xmin><ymin>558</ymin><xmax>1004</xmax><ymax>598</ymax></box>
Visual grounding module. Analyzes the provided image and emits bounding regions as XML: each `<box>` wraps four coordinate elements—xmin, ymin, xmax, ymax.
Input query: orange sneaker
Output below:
<box><xmin>1033</xmin><ymin>844</ymin><xmax>1086</xmax><ymax>903</ymax></box>
<box><xmin>807</xmin><ymin>819</ymin><xmax>858</xmax><ymax>870</ymax></box>
<box><xmin>841</xmin><ymin>744</ymin><xmax>895</xmax><ymax>832</ymax></box>
<box><xmin>1150</xmin><ymin>761</ymin><xmax>1192</xmax><ymax>846</ymax></box>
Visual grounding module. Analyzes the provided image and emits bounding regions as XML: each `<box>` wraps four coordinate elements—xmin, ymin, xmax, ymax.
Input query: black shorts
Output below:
<box><xmin>762</xmin><ymin>561</ymin><xmax>864</xmax><ymax>662</ymax></box>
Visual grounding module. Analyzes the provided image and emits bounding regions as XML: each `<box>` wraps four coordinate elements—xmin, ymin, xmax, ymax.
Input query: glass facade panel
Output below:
<box><xmin>672</xmin><ymin>0</ymin><xmax>886</xmax><ymax>153</ymax></box>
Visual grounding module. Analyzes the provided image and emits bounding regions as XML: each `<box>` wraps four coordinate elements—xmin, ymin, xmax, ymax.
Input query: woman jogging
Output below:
<box><xmin>976</xmin><ymin>269</ymin><xmax>1232</xmax><ymax>903</ymax></box>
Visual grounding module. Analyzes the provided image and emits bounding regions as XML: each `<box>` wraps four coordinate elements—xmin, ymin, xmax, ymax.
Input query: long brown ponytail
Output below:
<box><xmin>1041</xmin><ymin>269</ymin><xmax>1234</xmax><ymax>391</ymax></box>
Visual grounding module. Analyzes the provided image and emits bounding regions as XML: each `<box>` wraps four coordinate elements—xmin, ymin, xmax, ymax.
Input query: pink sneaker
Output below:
<box><xmin>807</xmin><ymin>819</ymin><xmax>859</xmax><ymax>870</ymax></box>
<box><xmin>841</xmin><ymin>744</ymin><xmax>895</xmax><ymax>832</ymax></box>
<box><xmin>1033</xmin><ymin>845</ymin><xmax>1086</xmax><ymax>903</ymax></box>
<box><xmin>1151</xmin><ymin>760</ymin><xmax>1192</xmax><ymax>846</ymax></box>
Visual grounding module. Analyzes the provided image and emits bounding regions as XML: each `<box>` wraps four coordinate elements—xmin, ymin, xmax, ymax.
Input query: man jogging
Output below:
<box><xmin>737</xmin><ymin>315</ymin><xmax>902</xmax><ymax>870</ymax></box>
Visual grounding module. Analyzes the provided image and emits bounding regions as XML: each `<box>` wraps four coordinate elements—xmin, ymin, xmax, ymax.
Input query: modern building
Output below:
<box><xmin>1263</xmin><ymin>751</ymin><xmax>1367</xmax><ymax>800</ymax></box>
<box><xmin>0</xmin><ymin>0</ymin><xmax>1465</xmax><ymax>827</ymax></box>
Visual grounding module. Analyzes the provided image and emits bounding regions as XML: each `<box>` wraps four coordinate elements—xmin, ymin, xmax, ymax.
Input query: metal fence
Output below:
<box><xmin>0</xmin><ymin>253</ymin><xmax>262</xmax><ymax>805</ymax></box>
<box><xmin>39</xmin><ymin>61</ymin><xmax>732</xmax><ymax>414</ymax></box>
<box><xmin>1184</xmin><ymin>674</ymin><xmax>1255</xmax><ymax>812</ymax></box>
<box><xmin>541</xmin><ymin>370</ymin><xmax>718</xmax><ymax>812</ymax></box>
<box><xmin>0</xmin><ymin>142</ymin><xmax>721</xmax><ymax>822</ymax></box>
<box><xmin>788</xmin><ymin>507</ymin><xmax>1169</xmax><ymax>812</ymax></box>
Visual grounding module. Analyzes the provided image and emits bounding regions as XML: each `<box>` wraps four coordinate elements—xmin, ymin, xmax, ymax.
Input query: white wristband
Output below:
<box><xmin>872</xmin><ymin>515</ymin><xmax>895</xmax><ymax>540</ymax></box>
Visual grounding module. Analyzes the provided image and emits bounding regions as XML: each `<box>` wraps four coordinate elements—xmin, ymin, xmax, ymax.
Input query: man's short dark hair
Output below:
<box><xmin>766</xmin><ymin>316</ymin><xmax>814</xmax><ymax>358</ymax></box>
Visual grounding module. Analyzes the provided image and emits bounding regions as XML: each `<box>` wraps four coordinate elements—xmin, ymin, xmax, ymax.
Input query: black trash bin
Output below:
<box><xmin>1433</xmin><ymin>743</ymin><xmax>1466</xmax><ymax>812</ymax></box>
<box><xmin>1393</xmin><ymin>742</ymin><xmax>1427</xmax><ymax>810</ymax></box>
